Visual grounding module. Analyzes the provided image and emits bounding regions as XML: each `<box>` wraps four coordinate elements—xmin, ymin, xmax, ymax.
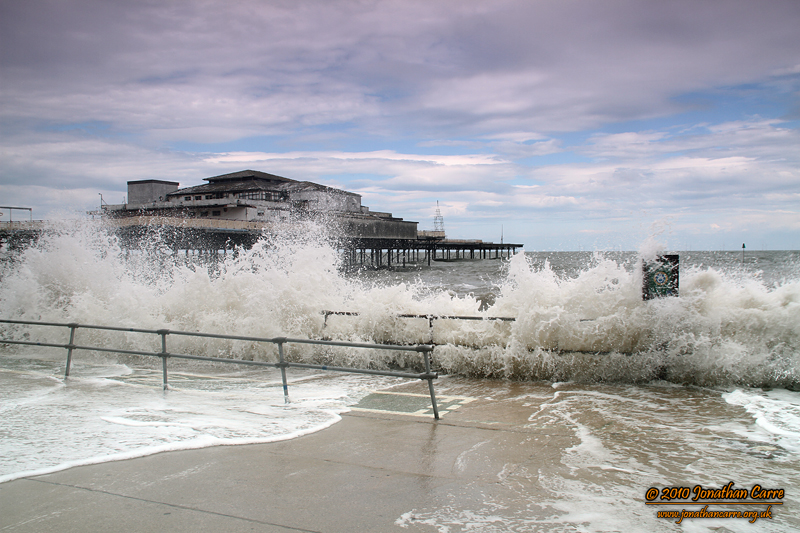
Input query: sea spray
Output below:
<box><xmin>456</xmin><ymin>250</ymin><xmax>800</xmax><ymax>386</ymax></box>
<box><xmin>1</xmin><ymin>219</ymin><xmax>361</xmax><ymax>364</ymax></box>
<box><xmin>1</xmin><ymin>221</ymin><xmax>798</xmax><ymax>387</ymax></box>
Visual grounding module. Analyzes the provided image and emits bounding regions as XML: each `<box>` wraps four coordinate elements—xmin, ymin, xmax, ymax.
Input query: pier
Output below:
<box><xmin>343</xmin><ymin>237</ymin><xmax>522</xmax><ymax>269</ymax></box>
<box><xmin>1</xmin><ymin>218</ymin><xmax>521</xmax><ymax>269</ymax></box>
<box><xmin>2</xmin><ymin>169</ymin><xmax>523</xmax><ymax>264</ymax></box>
<box><xmin>1</xmin><ymin>217</ymin><xmax>522</xmax><ymax>267</ymax></box>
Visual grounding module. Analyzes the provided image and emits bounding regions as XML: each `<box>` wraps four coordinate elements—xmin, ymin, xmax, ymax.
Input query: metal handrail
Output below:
<box><xmin>0</xmin><ymin>318</ymin><xmax>440</xmax><ymax>419</ymax></box>
<box><xmin>321</xmin><ymin>310</ymin><xmax>515</xmax><ymax>345</ymax></box>
<box><xmin>322</xmin><ymin>310</ymin><xmax>516</xmax><ymax>322</ymax></box>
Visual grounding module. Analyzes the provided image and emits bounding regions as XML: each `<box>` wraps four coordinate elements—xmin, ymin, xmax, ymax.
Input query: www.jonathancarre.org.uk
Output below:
<box><xmin>645</xmin><ymin>482</ymin><xmax>783</xmax><ymax>524</ymax></box>
<box><xmin>656</xmin><ymin>505</ymin><xmax>773</xmax><ymax>524</ymax></box>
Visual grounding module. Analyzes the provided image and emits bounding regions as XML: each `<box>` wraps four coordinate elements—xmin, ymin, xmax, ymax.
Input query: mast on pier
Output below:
<box><xmin>434</xmin><ymin>201</ymin><xmax>445</xmax><ymax>235</ymax></box>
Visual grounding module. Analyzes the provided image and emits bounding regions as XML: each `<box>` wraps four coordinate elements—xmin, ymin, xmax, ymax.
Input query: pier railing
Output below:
<box><xmin>0</xmin><ymin>319</ymin><xmax>440</xmax><ymax>419</ymax></box>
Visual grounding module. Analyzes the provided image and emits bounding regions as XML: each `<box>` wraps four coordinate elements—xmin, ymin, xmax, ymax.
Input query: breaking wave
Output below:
<box><xmin>1</xmin><ymin>220</ymin><xmax>798</xmax><ymax>388</ymax></box>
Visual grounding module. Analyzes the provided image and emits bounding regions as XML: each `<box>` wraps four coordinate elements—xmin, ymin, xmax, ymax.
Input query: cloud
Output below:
<box><xmin>203</xmin><ymin>150</ymin><xmax>502</xmax><ymax>167</ymax></box>
<box><xmin>583</xmin><ymin>119</ymin><xmax>800</xmax><ymax>161</ymax></box>
<box><xmin>3</xmin><ymin>117</ymin><xmax>797</xmax><ymax>245</ymax></box>
<box><xmin>1</xmin><ymin>0</ymin><xmax>799</xmax><ymax>248</ymax></box>
<box><xmin>4</xmin><ymin>0</ymin><xmax>800</xmax><ymax>140</ymax></box>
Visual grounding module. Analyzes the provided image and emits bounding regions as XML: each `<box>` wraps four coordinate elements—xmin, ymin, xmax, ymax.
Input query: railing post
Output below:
<box><xmin>422</xmin><ymin>347</ymin><xmax>439</xmax><ymax>420</ymax></box>
<box><xmin>64</xmin><ymin>323</ymin><xmax>78</xmax><ymax>378</ymax></box>
<box><xmin>277</xmin><ymin>340</ymin><xmax>290</xmax><ymax>404</ymax></box>
<box><xmin>157</xmin><ymin>329</ymin><xmax>169</xmax><ymax>390</ymax></box>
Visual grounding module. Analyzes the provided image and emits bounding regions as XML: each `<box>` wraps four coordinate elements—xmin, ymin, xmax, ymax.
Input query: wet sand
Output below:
<box><xmin>2</xmin><ymin>378</ymin><xmax>797</xmax><ymax>532</ymax></box>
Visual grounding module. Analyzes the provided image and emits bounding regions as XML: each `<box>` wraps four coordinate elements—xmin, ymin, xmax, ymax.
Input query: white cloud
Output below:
<box><xmin>204</xmin><ymin>150</ymin><xmax>502</xmax><ymax>167</ymax></box>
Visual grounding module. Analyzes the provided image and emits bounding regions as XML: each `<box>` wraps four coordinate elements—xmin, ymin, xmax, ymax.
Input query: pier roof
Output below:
<box><xmin>166</xmin><ymin>169</ymin><xmax>360</xmax><ymax>198</ymax></box>
<box><xmin>167</xmin><ymin>170</ymin><xmax>294</xmax><ymax>197</ymax></box>
<box><xmin>204</xmin><ymin>170</ymin><xmax>294</xmax><ymax>183</ymax></box>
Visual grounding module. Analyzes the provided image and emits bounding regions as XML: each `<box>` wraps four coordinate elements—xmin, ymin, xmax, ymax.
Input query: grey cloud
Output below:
<box><xmin>4</xmin><ymin>0</ymin><xmax>800</xmax><ymax>139</ymax></box>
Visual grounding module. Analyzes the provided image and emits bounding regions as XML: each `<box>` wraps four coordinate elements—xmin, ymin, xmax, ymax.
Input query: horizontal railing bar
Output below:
<box><xmin>0</xmin><ymin>319</ymin><xmax>163</xmax><ymax>335</ymax></box>
<box><xmin>0</xmin><ymin>319</ymin><xmax>432</xmax><ymax>353</ymax></box>
<box><xmin>162</xmin><ymin>329</ymin><xmax>300</xmax><ymax>344</ymax></box>
<box><xmin>74</xmin><ymin>346</ymin><xmax>288</xmax><ymax>369</ymax></box>
<box><xmin>322</xmin><ymin>310</ymin><xmax>516</xmax><ymax>322</ymax></box>
<box><xmin>278</xmin><ymin>336</ymin><xmax>433</xmax><ymax>352</ymax></box>
<box><xmin>152</xmin><ymin>329</ymin><xmax>433</xmax><ymax>353</ymax></box>
<box><xmin>161</xmin><ymin>353</ymin><xmax>280</xmax><ymax>368</ymax></box>
<box><xmin>398</xmin><ymin>314</ymin><xmax>516</xmax><ymax>322</ymax></box>
<box><xmin>72</xmin><ymin>344</ymin><xmax>161</xmax><ymax>358</ymax></box>
<box><xmin>286</xmin><ymin>362</ymin><xmax>435</xmax><ymax>380</ymax></box>
<box><xmin>0</xmin><ymin>339</ymin><xmax>427</xmax><ymax>376</ymax></box>
<box><xmin>0</xmin><ymin>339</ymin><xmax>71</xmax><ymax>349</ymax></box>
<box><xmin>0</xmin><ymin>319</ymin><xmax>80</xmax><ymax>329</ymax></box>
<box><xmin>1</xmin><ymin>340</ymin><xmax>209</xmax><ymax>361</ymax></box>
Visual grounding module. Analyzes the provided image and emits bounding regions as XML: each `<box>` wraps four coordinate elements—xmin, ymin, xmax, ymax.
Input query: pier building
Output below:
<box><xmin>1</xmin><ymin>170</ymin><xmax>522</xmax><ymax>266</ymax></box>
<box><xmin>105</xmin><ymin>170</ymin><xmax>419</xmax><ymax>242</ymax></box>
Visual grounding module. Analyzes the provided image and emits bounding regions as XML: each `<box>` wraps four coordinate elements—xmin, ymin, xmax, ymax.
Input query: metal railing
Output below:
<box><xmin>0</xmin><ymin>206</ymin><xmax>33</xmax><ymax>223</ymax></box>
<box><xmin>0</xmin><ymin>319</ymin><xmax>440</xmax><ymax>419</ymax></box>
<box><xmin>321</xmin><ymin>310</ymin><xmax>516</xmax><ymax>345</ymax></box>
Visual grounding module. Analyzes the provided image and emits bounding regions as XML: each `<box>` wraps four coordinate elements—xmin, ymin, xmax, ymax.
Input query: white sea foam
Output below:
<box><xmin>396</xmin><ymin>381</ymin><xmax>800</xmax><ymax>532</ymax></box>
<box><xmin>1</xmin><ymin>221</ymin><xmax>798</xmax><ymax>386</ymax></box>
<box><xmin>723</xmin><ymin>388</ymin><xmax>800</xmax><ymax>453</ymax></box>
<box><xmin>0</xmin><ymin>357</ymin><xmax>399</xmax><ymax>482</ymax></box>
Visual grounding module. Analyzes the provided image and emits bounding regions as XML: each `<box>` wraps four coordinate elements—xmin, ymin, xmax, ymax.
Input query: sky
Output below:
<box><xmin>1</xmin><ymin>0</ymin><xmax>799</xmax><ymax>251</ymax></box>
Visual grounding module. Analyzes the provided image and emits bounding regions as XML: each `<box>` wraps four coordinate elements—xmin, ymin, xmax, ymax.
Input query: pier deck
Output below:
<box><xmin>1</xmin><ymin>219</ymin><xmax>523</xmax><ymax>266</ymax></box>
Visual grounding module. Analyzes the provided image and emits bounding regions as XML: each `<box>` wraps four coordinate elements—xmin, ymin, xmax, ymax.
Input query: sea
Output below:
<box><xmin>1</xmin><ymin>221</ymin><xmax>799</xmax><ymax>531</ymax></box>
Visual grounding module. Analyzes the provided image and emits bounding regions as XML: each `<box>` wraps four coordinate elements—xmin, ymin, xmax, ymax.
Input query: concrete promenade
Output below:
<box><xmin>1</xmin><ymin>380</ymin><xmax>576</xmax><ymax>532</ymax></box>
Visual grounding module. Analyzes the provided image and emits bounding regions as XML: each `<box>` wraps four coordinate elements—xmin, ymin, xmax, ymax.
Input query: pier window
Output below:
<box><xmin>239</xmin><ymin>191</ymin><xmax>288</xmax><ymax>202</ymax></box>
<box><xmin>212</xmin><ymin>210</ymin><xmax>221</xmax><ymax>216</ymax></box>
<box><xmin>195</xmin><ymin>196</ymin><xmax>202</xmax><ymax>200</ymax></box>
<box><xmin>184</xmin><ymin>196</ymin><xmax>191</xmax><ymax>201</ymax></box>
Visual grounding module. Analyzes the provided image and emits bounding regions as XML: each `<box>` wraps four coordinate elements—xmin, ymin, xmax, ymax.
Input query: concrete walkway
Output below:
<box><xmin>1</xmin><ymin>380</ymin><xmax>576</xmax><ymax>532</ymax></box>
